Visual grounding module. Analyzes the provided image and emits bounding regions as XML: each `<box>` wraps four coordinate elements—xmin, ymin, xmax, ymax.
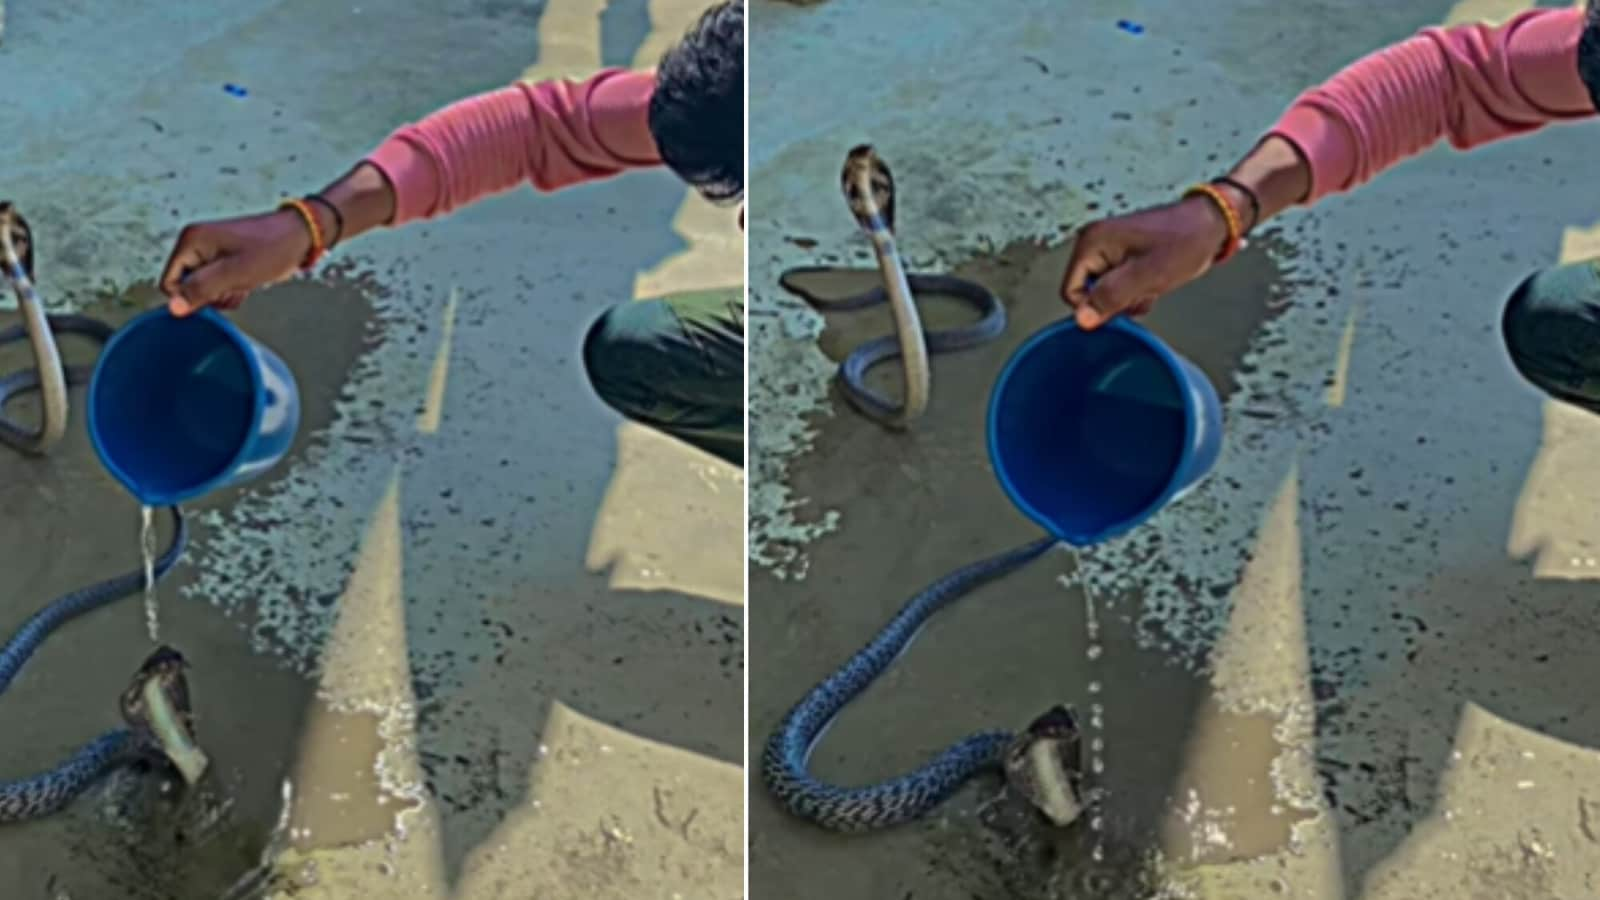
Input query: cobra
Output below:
<box><xmin>765</xmin><ymin>148</ymin><xmax>1085</xmax><ymax>831</ymax></box>
<box><xmin>0</xmin><ymin>204</ymin><xmax>202</xmax><ymax>822</ymax></box>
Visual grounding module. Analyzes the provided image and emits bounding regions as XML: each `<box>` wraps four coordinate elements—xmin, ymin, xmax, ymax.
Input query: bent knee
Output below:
<box><xmin>582</xmin><ymin>301</ymin><xmax>673</xmax><ymax>414</ymax></box>
<box><xmin>1502</xmin><ymin>272</ymin><xmax>1544</xmax><ymax>373</ymax></box>
<box><xmin>1501</xmin><ymin>264</ymin><xmax>1600</xmax><ymax>406</ymax></box>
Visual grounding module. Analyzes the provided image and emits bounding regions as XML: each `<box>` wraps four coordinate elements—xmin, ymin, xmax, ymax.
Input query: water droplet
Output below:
<box><xmin>1086</xmin><ymin>644</ymin><xmax>1103</xmax><ymax>660</ymax></box>
<box><xmin>1088</xmin><ymin>681</ymin><xmax>1102</xmax><ymax>695</ymax></box>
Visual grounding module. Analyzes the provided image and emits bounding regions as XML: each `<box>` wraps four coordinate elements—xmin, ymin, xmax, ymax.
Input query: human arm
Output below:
<box><xmin>159</xmin><ymin>69</ymin><xmax>660</xmax><ymax>314</ymax></box>
<box><xmin>1062</xmin><ymin>7</ymin><xmax>1595</xmax><ymax>328</ymax></box>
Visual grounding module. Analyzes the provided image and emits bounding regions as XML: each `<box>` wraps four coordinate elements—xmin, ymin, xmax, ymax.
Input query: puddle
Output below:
<box><xmin>0</xmin><ymin>279</ymin><xmax>384</xmax><ymax>898</ymax></box>
<box><xmin>1157</xmin><ymin>695</ymin><xmax>1306</xmax><ymax>866</ymax></box>
<box><xmin>285</xmin><ymin>700</ymin><xmax>404</xmax><ymax>850</ymax></box>
<box><xmin>749</xmin><ymin>234</ymin><xmax>1302</xmax><ymax>897</ymax></box>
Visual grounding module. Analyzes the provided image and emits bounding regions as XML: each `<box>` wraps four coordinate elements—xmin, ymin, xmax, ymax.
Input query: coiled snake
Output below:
<box><xmin>763</xmin><ymin>147</ymin><xmax>1084</xmax><ymax>831</ymax></box>
<box><xmin>0</xmin><ymin>204</ymin><xmax>201</xmax><ymax>822</ymax></box>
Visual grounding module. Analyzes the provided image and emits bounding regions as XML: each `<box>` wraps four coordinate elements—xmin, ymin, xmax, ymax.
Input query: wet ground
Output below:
<box><xmin>750</xmin><ymin>241</ymin><xmax>1307</xmax><ymax>898</ymax></box>
<box><xmin>748</xmin><ymin>0</ymin><xmax>1600</xmax><ymax>897</ymax></box>
<box><xmin>0</xmin><ymin>1</ymin><xmax>741</xmax><ymax>898</ymax></box>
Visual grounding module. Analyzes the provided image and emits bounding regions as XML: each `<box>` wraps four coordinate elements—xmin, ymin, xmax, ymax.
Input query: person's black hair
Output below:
<box><xmin>648</xmin><ymin>0</ymin><xmax>744</xmax><ymax>204</ymax></box>
<box><xmin>1581</xmin><ymin>0</ymin><xmax>1600</xmax><ymax>112</ymax></box>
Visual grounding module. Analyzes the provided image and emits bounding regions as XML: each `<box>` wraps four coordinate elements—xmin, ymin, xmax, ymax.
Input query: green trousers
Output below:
<box><xmin>582</xmin><ymin>287</ymin><xmax>744</xmax><ymax>466</ymax></box>
<box><xmin>1503</xmin><ymin>260</ymin><xmax>1600</xmax><ymax>414</ymax></box>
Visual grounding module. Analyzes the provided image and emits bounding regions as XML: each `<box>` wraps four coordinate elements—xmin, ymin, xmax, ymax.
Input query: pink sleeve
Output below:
<box><xmin>1267</xmin><ymin>7</ymin><xmax>1594</xmax><ymax>204</ymax></box>
<box><xmin>363</xmin><ymin>68</ymin><xmax>661</xmax><ymax>225</ymax></box>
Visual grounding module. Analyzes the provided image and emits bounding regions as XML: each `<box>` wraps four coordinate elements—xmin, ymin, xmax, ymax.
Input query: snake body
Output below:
<box><xmin>0</xmin><ymin>203</ymin><xmax>197</xmax><ymax>822</ymax></box>
<box><xmin>761</xmin><ymin>536</ymin><xmax>1062</xmax><ymax>831</ymax></box>
<box><xmin>765</xmin><ymin>147</ymin><xmax>1084</xmax><ymax>832</ymax></box>
<box><xmin>778</xmin><ymin>270</ymin><xmax>1006</xmax><ymax>424</ymax></box>
<box><xmin>782</xmin><ymin>146</ymin><xmax>1008</xmax><ymax>428</ymax></box>
<box><xmin>0</xmin><ymin>733</ymin><xmax>144</xmax><ymax>824</ymax></box>
<box><xmin>0</xmin><ymin>506</ymin><xmax>188</xmax><ymax>821</ymax></box>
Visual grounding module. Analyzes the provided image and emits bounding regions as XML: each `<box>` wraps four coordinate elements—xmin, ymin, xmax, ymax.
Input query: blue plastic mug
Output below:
<box><xmin>986</xmin><ymin>316</ymin><xmax>1222</xmax><ymax>546</ymax></box>
<box><xmin>88</xmin><ymin>308</ymin><xmax>301</xmax><ymax>506</ymax></box>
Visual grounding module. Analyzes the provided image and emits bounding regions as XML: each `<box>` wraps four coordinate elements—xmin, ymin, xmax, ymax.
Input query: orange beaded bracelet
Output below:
<box><xmin>278</xmin><ymin>198</ymin><xmax>326</xmax><ymax>271</ymax></box>
<box><xmin>1183</xmin><ymin>183</ymin><xmax>1243</xmax><ymax>264</ymax></box>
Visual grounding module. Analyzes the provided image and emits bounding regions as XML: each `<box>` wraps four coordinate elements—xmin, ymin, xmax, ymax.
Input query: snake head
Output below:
<box><xmin>120</xmin><ymin>645</ymin><xmax>210</xmax><ymax>786</ymax></box>
<box><xmin>840</xmin><ymin>145</ymin><xmax>896</xmax><ymax>234</ymax></box>
<box><xmin>0</xmin><ymin>202</ymin><xmax>34</xmax><ymax>281</ymax></box>
<box><xmin>1003</xmin><ymin>704</ymin><xmax>1087</xmax><ymax>827</ymax></box>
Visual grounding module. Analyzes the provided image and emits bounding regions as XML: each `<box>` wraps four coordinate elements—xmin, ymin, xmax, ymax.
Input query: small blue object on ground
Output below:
<box><xmin>223</xmin><ymin>84</ymin><xmax>248</xmax><ymax>98</ymax></box>
<box><xmin>987</xmin><ymin>316</ymin><xmax>1221</xmax><ymax>546</ymax></box>
<box><xmin>1116</xmin><ymin>20</ymin><xmax>1145</xmax><ymax>35</ymax></box>
<box><xmin>88</xmin><ymin>308</ymin><xmax>300</xmax><ymax>507</ymax></box>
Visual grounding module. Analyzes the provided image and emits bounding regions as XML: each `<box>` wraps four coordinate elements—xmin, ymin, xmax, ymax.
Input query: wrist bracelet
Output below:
<box><xmin>278</xmin><ymin>198</ymin><xmax>326</xmax><ymax>271</ymax></box>
<box><xmin>304</xmin><ymin>193</ymin><xmax>346</xmax><ymax>248</ymax></box>
<box><xmin>1212</xmin><ymin>176</ymin><xmax>1261</xmax><ymax>234</ymax></box>
<box><xmin>1182</xmin><ymin>183</ymin><xmax>1243</xmax><ymax>264</ymax></box>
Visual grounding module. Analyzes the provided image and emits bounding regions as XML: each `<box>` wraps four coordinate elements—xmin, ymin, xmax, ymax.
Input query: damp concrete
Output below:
<box><xmin>749</xmin><ymin>0</ymin><xmax>1600</xmax><ymax>897</ymax></box>
<box><xmin>0</xmin><ymin>1</ymin><xmax>741</xmax><ymax>898</ymax></box>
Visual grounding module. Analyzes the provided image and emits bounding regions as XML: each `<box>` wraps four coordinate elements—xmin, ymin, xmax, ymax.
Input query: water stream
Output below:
<box><xmin>140</xmin><ymin>504</ymin><xmax>159</xmax><ymax>643</ymax></box>
<box><xmin>1075</xmin><ymin>548</ymin><xmax>1110</xmax><ymax>864</ymax></box>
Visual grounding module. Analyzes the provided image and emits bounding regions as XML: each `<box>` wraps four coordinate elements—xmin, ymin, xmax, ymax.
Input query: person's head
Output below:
<box><xmin>649</xmin><ymin>1</ymin><xmax>743</xmax><ymax>207</ymax></box>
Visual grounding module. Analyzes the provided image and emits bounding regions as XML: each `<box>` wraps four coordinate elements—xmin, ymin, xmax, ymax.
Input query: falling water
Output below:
<box><xmin>1078</xmin><ymin>548</ymin><xmax>1109</xmax><ymax>864</ymax></box>
<box><xmin>141</xmin><ymin>505</ymin><xmax>159</xmax><ymax>643</ymax></box>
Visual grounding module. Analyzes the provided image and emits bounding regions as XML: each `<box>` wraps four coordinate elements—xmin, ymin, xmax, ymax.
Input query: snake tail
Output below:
<box><xmin>762</xmin><ymin>536</ymin><xmax>1059</xmax><ymax>831</ymax></box>
<box><xmin>779</xmin><ymin>271</ymin><xmax>1007</xmax><ymax>426</ymax></box>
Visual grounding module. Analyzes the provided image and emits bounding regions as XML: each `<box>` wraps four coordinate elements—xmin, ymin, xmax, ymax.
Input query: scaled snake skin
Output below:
<box><xmin>764</xmin><ymin>148</ymin><xmax>1082</xmax><ymax>832</ymax></box>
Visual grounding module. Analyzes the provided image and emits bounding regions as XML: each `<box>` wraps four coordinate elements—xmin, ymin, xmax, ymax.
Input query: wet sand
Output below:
<box><xmin>747</xmin><ymin>237</ymin><xmax>1303</xmax><ymax>897</ymax></box>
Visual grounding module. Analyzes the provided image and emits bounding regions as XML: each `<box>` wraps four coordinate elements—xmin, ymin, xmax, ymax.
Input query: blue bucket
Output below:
<box><xmin>88</xmin><ymin>308</ymin><xmax>301</xmax><ymax>506</ymax></box>
<box><xmin>986</xmin><ymin>316</ymin><xmax>1222</xmax><ymax>546</ymax></box>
